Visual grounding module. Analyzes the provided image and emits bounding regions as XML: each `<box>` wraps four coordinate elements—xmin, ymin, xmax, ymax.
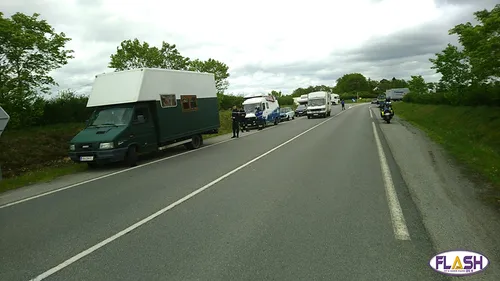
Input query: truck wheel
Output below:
<box><xmin>307</xmin><ymin>115</ymin><xmax>311</xmax><ymax>119</ymax></box>
<box><xmin>125</xmin><ymin>146</ymin><xmax>138</xmax><ymax>167</ymax></box>
<box><xmin>185</xmin><ymin>134</ymin><xmax>203</xmax><ymax>150</ymax></box>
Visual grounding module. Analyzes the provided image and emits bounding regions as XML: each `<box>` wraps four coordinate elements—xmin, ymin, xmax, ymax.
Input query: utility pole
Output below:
<box><xmin>0</xmin><ymin>106</ymin><xmax>10</xmax><ymax>181</ymax></box>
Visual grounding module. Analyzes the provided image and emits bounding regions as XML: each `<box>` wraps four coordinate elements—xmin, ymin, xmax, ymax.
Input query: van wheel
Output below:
<box><xmin>125</xmin><ymin>146</ymin><xmax>138</xmax><ymax>167</ymax></box>
<box><xmin>275</xmin><ymin>118</ymin><xmax>279</xmax><ymax>125</ymax></box>
<box><xmin>185</xmin><ymin>134</ymin><xmax>203</xmax><ymax>150</ymax></box>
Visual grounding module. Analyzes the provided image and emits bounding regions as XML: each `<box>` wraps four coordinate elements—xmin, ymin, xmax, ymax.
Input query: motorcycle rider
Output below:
<box><xmin>380</xmin><ymin>97</ymin><xmax>394</xmax><ymax>117</ymax></box>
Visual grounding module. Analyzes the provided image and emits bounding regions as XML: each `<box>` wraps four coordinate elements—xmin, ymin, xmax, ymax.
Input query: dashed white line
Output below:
<box><xmin>371</xmin><ymin>122</ymin><xmax>411</xmax><ymax>241</ymax></box>
<box><xmin>369</xmin><ymin>108</ymin><xmax>373</xmax><ymax>118</ymax></box>
<box><xmin>29</xmin><ymin>111</ymin><xmax>346</xmax><ymax>281</ymax></box>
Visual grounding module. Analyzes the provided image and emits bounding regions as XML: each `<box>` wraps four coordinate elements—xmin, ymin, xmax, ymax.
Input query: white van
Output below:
<box><xmin>307</xmin><ymin>91</ymin><xmax>332</xmax><ymax>118</ymax></box>
<box><xmin>242</xmin><ymin>94</ymin><xmax>280</xmax><ymax>130</ymax></box>
<box><xmin>331</xmin><ymin>93</ymin><xmax>340</xmax><ymax>105</ymax></box>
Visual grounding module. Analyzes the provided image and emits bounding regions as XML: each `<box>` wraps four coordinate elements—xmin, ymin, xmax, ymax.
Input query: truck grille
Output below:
<box><xmin>77</xmin><ymin>143</ymin><xmax>95</xmax><ymax>151</ymax></box>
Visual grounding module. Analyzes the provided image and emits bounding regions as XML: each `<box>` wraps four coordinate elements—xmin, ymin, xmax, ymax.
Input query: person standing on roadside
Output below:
<box><xmin>231</xmin><ymin>105</ymin><xmax>240</xmax><ymax>138</ymax></box>
<box><xmin>238</xmin><ymin>106</ymin><xmax>247</xmax><ymax>133</ymax></box>
<box><xmin>341</xmin><ymin>99</ymin><xmax>345</xmax><ymax>110</ymax></box>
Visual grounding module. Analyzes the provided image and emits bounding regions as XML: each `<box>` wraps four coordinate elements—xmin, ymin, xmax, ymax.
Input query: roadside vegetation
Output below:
<box><xmin>0</xmin><ymin>5</ymin><xmax>498</xmax><ymax>192</ymax></box>
<box><xmin>393</xmin><ymin>103</ymin><xmax>500</xmax><ymax>193</ymax></box>
<box><xmin>394</xmin><ymin>5</ymin><xmax>500</xmax><ymax>203</ymax></box>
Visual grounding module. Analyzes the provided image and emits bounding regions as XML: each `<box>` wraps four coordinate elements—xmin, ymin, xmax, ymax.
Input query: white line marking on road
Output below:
<box><xmin>371</xmin><ymin>122</ymin><xmax>411</xmax><ymax>241</ymax></box>
<box><xmin>369</xmin><ymin>108</ymin><xmax>373</xmax><ymax>119</ymax></box>
<box><xmin>0</xmin><ymin>131</ymin><xmax>261</xmax><ymax>209</ymax></box>
<box><xmin>29</xmin><ymin>111</ymin><xmax>345</xmax><ymax>281</ymax></box>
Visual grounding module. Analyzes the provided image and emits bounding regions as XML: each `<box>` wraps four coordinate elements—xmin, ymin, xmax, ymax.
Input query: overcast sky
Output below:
<box><xmin>2</xmin><ymin>0</ymin><xmax>497</xmax><ymax>96</ymax></box>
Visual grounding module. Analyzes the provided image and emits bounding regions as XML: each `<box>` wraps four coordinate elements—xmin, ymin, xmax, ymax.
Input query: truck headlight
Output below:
<box><xmin>99</xmin><ymin>142</ymin><xmax>114</xmax><ymax>149</ymax></box>
<box><xmin>69</xmin><ymin>144</ymin><xmax>75</xmax><ymax>151</ymax></box>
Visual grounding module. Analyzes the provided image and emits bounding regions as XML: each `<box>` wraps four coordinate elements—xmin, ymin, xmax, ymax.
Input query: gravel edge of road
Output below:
<box><xmin>378</xmin><ymin>114</ymin><xmax>500</xmax><ymax>280</ymax></box>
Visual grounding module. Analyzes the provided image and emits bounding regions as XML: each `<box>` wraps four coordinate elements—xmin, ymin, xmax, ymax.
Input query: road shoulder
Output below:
<box><xmin>0</xmin><ymin>132</ymin><xmax>254</xmax><ymax>207</ymax></box>
<box><xmin>376</xmin><ymin>113</ymin><xmax>500</xmax><ymax>280</ymax></box>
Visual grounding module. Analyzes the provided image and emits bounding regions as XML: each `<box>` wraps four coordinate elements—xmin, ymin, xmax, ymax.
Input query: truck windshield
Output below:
<box><xmin>308</xmin><ymin>99</ymin><xmax>325</xmax><ymax>106</ymax></box>
<box><xmin>89</xmin><ymin>107</ymin><xmax>133</xmax><ymax>127</ymax></box>
<box><xmin>243</xmin><ymin>103</ymin><xmax>260</xmax><ymax>113</ymax></box>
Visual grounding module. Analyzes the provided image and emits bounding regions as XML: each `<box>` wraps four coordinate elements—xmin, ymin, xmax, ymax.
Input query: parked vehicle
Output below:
<box><xmin>242</xmin><ymin>94</ymin><xmax>280</xmax><ymax>130</ymax></box>
<box><xmin>377</xmin><ymin>94</ymin><xmax>386</xmax><ymax>107</ymax></box>
<box><xmin>295</xmin><ymin>104</ymin><xmax>307</xmax><ymax>116</ymax></box>
<box><xmin>385</xmin><ymin>88</ymin><xmax>409</xmax><ymax>101</ymax></box>
<box><xmin>280</xmin><ymin>107</ymin><xmax>295</xmax><ymax>121</ymax></box>
<box><xmin>307</xmin><ymin>91</ymin><xmax>332</xmax><ymax>118</ymax></box>
<box><xmin>331</xmin><ymin>93</ymin><xmax>340</xmax><ymax>105</ymax></box>
<box><xmin>371</xmin><ymin>99</ymin><xmax>378</xmax><ymax>104</ymax></box>
<box><xmin>297</xmin><ymin>94</ymin><xmax>308</xmax><ymax>105</ymax></box>
<box><xmin>68</xmin><ymin>68</ymin><xmax>220</xmax><ymax>167</ymax></box>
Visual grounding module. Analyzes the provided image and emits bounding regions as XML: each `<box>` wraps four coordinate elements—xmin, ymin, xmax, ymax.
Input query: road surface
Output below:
<box><xmin>1</xmin><ymin>104</ymin><xmax>499</xmax><ymax>281</ymax></box>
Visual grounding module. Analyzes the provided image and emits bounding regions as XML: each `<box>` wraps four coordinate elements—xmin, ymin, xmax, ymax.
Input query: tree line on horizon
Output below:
<box><xmin>0</xmin><ymin>4</ymin><xmax>498</xmax><ymax>130</ymax></box>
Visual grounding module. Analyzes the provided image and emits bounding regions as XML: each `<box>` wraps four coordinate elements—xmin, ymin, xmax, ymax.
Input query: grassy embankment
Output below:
<box><xmin>0</xmin><ymin>110</ymin><xmax>233</xmax><ymax>193</ymax></box>
<box><xmin>392</xmin><ymin>103</ymin><xmax>500</xmax><ymax>201</ymax></box>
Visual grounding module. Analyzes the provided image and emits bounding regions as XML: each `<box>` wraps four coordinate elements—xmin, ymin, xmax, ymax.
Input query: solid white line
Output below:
<box><xmin>29</xmin><ymin>111</ymin><xmax>345</xmax><ymax>281</ymax></box>
<box><xmin>371</xmin><ymin>122</ymin><xmax>411</xmax><ymax>241</ymax></box>
<box><xmin>0</xmin><ymin>132</ymin><xmax>258</xmax><ymax>209</ymax></box>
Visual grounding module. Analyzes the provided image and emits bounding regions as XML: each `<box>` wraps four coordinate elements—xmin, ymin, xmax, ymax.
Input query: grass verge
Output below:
<box><xmin>0</xmin><ymin>110</ymin><xmax>232</xmax><ymax>193</ymax></box>
<box><xmin>393</xmin><ymin>103</ymin><xmax>500</xmax><ymax>201</ymax></box>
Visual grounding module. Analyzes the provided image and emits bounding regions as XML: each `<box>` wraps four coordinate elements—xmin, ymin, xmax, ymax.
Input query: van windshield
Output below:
<box><xmin>243</xmin><ymin>103</ymin><xmax>260</xmax><ymax>113</ymax></box>
<box><xmin>308</xmin><ymin>99</ymin><xmax>325</xmax><ymax>106</ymax></box>
<box><xmin>89</xmin><ymin>107</ymin><xmax>133</xmax><ymax>127</ymax></box>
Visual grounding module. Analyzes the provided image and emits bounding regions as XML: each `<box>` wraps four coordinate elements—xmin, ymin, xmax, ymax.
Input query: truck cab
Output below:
<box><xmin>307</xmin><ymin>91</ymin><xmax>332</xmax><ymax>118</ymax></box>
<box><xmin>69</xmin><ymin>103</ymin><xmax>158</xmax><ymax>167</ymax></box>
<box><xmin>242</xmin><ymin>94</ymin><xmax>280</xmax><ymax>130</ymax></box>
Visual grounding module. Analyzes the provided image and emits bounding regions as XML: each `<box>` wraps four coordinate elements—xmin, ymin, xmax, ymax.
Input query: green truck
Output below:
<box><xmin>69</xmin><ymin>68</ymin><xmax>220</xmax><ymax>167</ymax></box>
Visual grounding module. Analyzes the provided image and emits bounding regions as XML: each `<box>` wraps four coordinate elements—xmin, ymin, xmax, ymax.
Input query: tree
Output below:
<box><xmin>188</xmin><ymin>58</ymin><xmax>230</xmax><ymax>94</ymax></box>
<box><xmin>390</xmin><ymin>77</ymin><xmax>409</xmax><ymax>88</ymax></box>
<box><xmin>109</xmin><ymin>38</ymin><xmax>190</xmax><ymax>71</ymax></box>
<box><xmin>0</xmin><ymin>12</ymin><xmax>74</xmax><ymax>128</ymax></box>
<box><xmin>291</xmin><ymin>85</ymin><xmax>333</xmax><ymax>97</ymax></box>
<box><xmin>449</xmin><ymin>4</ymin><xmax>500</xmax><ymax>82</ymax></box>
<box><xmin>408</xmin><ymin>75</ymin><xmax>428</xmax><ymax>95</ymax></box>
<box><xmin>109</xmin><ymin>39</ymin><xmax>230</xmax><ymax>94</ymax></box>
<box><xmin>429</xmin><ymin>44</ymin><xmax>473</xmax><ymax>92</ymax></box>
<box><xmin>377</xmin><ymin>79</ymin><xmax>392</xmax><ymax>92</ymax></box>
<box><xmin>269</xmin><ymin>90</ymin><xmax>282</xmax><ymax>97</ymax></box>
<box><xmin>335</xmin><ymin>73</ymin><xmax>369</xmax><ymax>94</ymax></box>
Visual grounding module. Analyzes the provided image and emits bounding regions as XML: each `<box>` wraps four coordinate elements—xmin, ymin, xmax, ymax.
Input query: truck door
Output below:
<box><xmin>131</xmin><ymin>106</ymin><xmax>157</xmax><ymax>153</ymax></box>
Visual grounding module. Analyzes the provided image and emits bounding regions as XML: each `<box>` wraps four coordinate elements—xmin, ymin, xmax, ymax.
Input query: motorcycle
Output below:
<box><xmin>381</xmin><ymin>108</ymin><xmax>394</xmax><ymax>123</ymax></box>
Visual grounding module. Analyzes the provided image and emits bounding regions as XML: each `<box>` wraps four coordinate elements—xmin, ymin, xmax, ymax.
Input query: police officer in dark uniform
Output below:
<box><xmin>238</xmin><ymin>107</ymin><xmax>247</xmax><ymax>132</ymax></box>
<box><xmin>231</xmin><ymin>105</ymin><xmax>240</xmax><ymax>138</ymax></box>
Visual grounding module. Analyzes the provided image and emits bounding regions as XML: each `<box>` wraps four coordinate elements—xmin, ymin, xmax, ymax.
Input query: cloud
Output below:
<box><xmin>1</xmin><ymin>0</ymin><xmax>497</xmax><ymax>96</ymax></box>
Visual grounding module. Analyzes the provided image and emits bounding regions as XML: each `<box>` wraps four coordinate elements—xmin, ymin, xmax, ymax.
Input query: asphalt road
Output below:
<box><xmin>0</xmin><ymin>104</ymin><xmax>498</xmax><ymax>280</ymax></box>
